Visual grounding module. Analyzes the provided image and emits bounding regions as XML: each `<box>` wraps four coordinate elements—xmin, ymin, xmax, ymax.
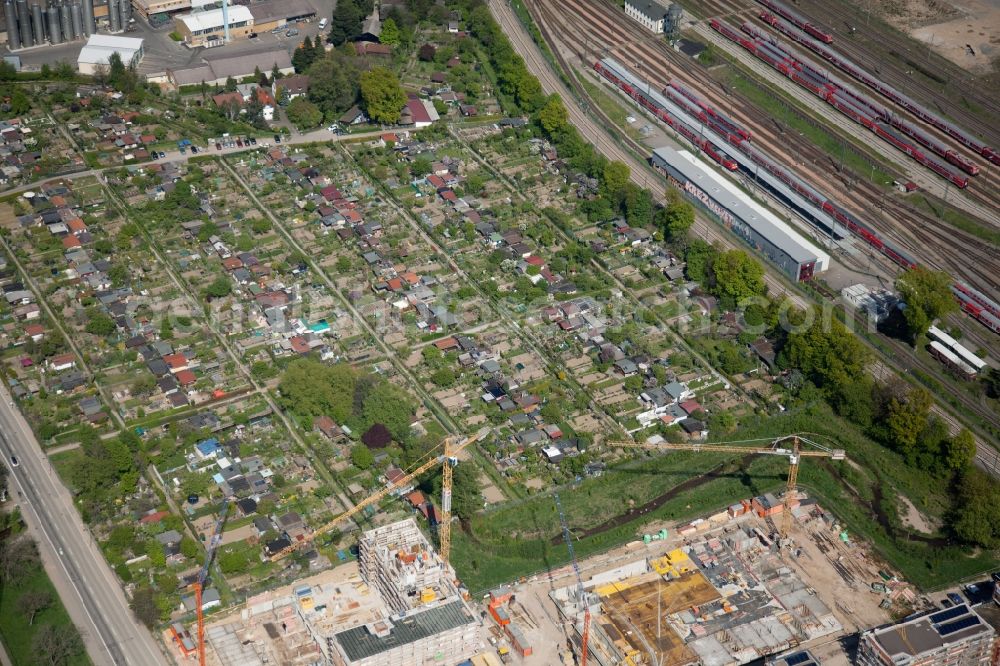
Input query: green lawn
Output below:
<box><xmin>0</xmin><ymin>564</ymin><xmax>90</xmax><ymax>666</ymax></box>
<box><xmin>450</xmin><ymin>405</ymin><xmax>999</xmax><ymax>594</ymax></box>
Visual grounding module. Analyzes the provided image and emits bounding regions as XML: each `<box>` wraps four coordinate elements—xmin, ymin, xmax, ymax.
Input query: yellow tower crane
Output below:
<box><xmin>607</xmin><ymin>435</ymin><xmax>845</xmax><ymax>541</ymax></box>
<box><xmin>269</xmin><ymin>428</ymin><xmax>490</xmax><ymax>562</ymax></box>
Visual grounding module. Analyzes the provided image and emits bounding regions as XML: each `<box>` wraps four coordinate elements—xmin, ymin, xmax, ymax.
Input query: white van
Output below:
<box><xmin>319</xmin><ymin>18</ymin><xmax>328</xmax><ymax>30</ymax></box>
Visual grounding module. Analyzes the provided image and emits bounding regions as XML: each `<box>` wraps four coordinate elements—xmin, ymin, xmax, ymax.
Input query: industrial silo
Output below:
<box><xmin>107</xmin><ymin>0</ymin><xmax>119</xmax><ymax>32</ymax></box>
<box><xmin>70</xmin><ymin>1</ymin><xmax>81</xmax><ymax>39</ymax></box>
<box><xmin>4</xmin><ymin>0</ymin><xmax>20</xmax><ymax>50</ymax></box>
<box><xmin>80</xmin><ymin>0</ymin><xmax>92</xmax><ymax>34</ymax></box>
<box><xmin>46</xmin><ymin>0</ymin><xmax>60</xmax><ymax>44</ymax></box>
<box><xmin>16</xmin><ymin>0</ymin><xmax>32</xmax><ymax>47</ymax></box>
<box><xmin>59</xmin><ymin>0</ymin><xmax>72</xmax><ymax>40</ymax></box>
<box><xmin>117</xmin><ymin>0</ymin><xmax>127</xmax><ymax>28</ymax></box>
<box><xmin>31</xmin><ymin>1</ymin><xmax>44</xmax><ymax>43</ymax></box>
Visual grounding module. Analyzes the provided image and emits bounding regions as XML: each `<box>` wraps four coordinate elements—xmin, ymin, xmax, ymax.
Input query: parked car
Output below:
<box><xmin>948</xmin><ymin>592</ymin><xmax>964</xmax><ymax>606</ymax></box>
<box><xmin>286</xmin><ymin>28</ymin><xmax>299</xmax><ymax>37</ymax></box>
<box><xmin>215</xmin><ymin>143</ymin><xmax>222</xmax><ymax>150</ymax></box>
<box><xmin>249</xmin><ymin>137</ymin><xmax>257</xmax><ymax>145</ymax></box>
<box><xmin>274</xmin><ymin>134</ymin><xmax>282</xmax><ymax>143</ymax></box>
<box><xmin>190</xmin><ymin>146</ymin><xmax>198</xmax><ymax>154</ymax></box>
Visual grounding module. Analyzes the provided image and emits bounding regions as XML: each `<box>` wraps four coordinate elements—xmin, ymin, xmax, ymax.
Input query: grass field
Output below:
<box><xmin>450</xmin><ymin>405</ymin><xmax>999</xmax><ymax>593</ymax></box>
<box><xmin>0</xmin><ymin>561</ymin><xmax>90</xmax><ymax>666</ymax></box>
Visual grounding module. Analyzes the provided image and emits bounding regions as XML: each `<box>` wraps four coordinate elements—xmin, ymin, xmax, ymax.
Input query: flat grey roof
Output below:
<box><xmin>627</xmin><ymin>0</ymin><xmax>668</xmax><ymax>20</ymax></box>
<box><xmin>333</xmin><ymin>601</ymin><xmax>474</xmax><ymax>662</ymax></box>
<box><xmin>652</xmin><ymin>146</ymin><xmax>822</xmax><ymax>265</ymax></box>
<box><xmin>869</xmin><ymin>604</ymin><xmax>992</xmax><ymax>659</ymax></box>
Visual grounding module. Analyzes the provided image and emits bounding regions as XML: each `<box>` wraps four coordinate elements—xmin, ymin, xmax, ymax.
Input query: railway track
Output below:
<box><xmin>795</xmin><ymin>0</ymin><xmax>1000</xmax><ymax>149</ymax></box>
<box><xmin>529</xmin><ymin>0</ymin><xmax>1000</xmax><ymax>301</ymax></box>
<box><xmin>738</xmin><ymin>9</ymin><xmax>1000</xmax><ymax>225</ymax></box>
<box><xmin>507</xmin><ymin>0</ymin><xmax>1000</xmax><ymax>467</ymax></box>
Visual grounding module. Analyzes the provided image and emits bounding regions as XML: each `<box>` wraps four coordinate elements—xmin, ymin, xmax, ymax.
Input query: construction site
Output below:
<box><xmin>497</xmin><ymin>490</ymin><xmax>918</xmax><ymax>666</ymax></box>
<box><xmin>191</xmin><ymin>519</ymin><xmax>489</xmax><ymax>666</ymax></box>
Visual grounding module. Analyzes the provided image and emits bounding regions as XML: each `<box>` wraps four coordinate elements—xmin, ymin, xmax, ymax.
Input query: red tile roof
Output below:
<box><xmin>175</xmin><ymin>369</ymin><xmax>197</xmax><ymax>386</ymax></box>
<box><xmin>405</xmin><ymin>97</ymin><xmax>432</xmax><ymax>124</ymax></box>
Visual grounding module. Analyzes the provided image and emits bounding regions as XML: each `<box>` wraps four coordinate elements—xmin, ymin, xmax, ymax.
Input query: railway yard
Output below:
<box><xmin>518</xmin><ymin>0</ymin><xmax>1000</xmax><ymax>359</ymax></box>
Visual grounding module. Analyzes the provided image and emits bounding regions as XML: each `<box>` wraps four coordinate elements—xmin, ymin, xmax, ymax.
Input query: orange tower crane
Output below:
<box><xmin>608</xmin><ymin>435</ymin><xmax>845</xmax><ymax>540</ymax></box>
<box><xmin>554</xmin><ymin>492</ymin><xmax>590</xmax><ymax>666</ymax></box>
<box><xmin>269</xmin><ymin>428</ymin><xmax>489</xmax><ymax>562</ymax></box>
<box><xmin>192</xmin><ymin>498</ymin><xmax>229</xmax><ymax>666</ymax></box>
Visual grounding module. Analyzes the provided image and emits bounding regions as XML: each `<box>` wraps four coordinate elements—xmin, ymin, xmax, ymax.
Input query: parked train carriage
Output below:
<box><xmin>755</xmin><ymin>0</ymin><xmax>833</xmax><ymax>43</ymax></box>
<box><xmin>595</xmin><ymin>58</ymin><xmax>738</xmax><ymax>171</ymax></box>
<box><xmin>928</xmin><ymin>341</ymin><xmax>977</xmax><ymax>380</ymax></box>
<box><xmin>757</xmin><ymin>11</ymin><xmax>999</xmax><ymax>163</ymax></box>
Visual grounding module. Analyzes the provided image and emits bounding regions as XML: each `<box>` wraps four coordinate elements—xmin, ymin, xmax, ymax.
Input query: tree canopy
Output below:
<box><xmin>359</xmin><ymin>67</ymin><xmax>407</xmax><ymax>124</ymax></box>
<box><xmin>656</xmin><ymin>189</ymin><xmax>695</xmax><ymax>240</ymax></box>
<box><xmin>286</xmin><ymin>97</ymin><xmax>324</xmax><ymax>129</ymax></box>
<box><xmin>895</xmin><ymin>267</ymin><xmax>956</xmax><ymax>340</ymax></box>
<box><xmin>711</xmin><ymin>249</ymin><xmax>766</xmax><ymax>304</ymax></box>
<box><xmin>278</xmin><ymin>358</ymin><xmax>416</xmax><ymax>441</ymax></box>
<box><xmin>307</xmin><ymin>54</ymin><xmax>360</xmax><ymax>121</ymax></box>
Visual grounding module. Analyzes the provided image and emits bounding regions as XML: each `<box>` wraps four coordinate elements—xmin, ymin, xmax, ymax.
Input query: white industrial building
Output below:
<box><xmin>76</xmin><ymin>33</ymin><xmax>144</xmax><ymax>74</ymax></box>
<box><xmin>174</xmin><ymin>4</ymin><xmax>254</xmax><ymax>47</ymax></box>
<box><xmin>625</xmin><ymin>0</ymin><xmax>668</xmax><ymax>33</ymax></box>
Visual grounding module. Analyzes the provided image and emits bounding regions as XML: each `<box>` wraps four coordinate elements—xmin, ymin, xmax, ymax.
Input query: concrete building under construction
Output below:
<box><xmin>329</xmin><ymin>518</ymin><xmax>480</xmax><ymax>666</ymax></box>
<box><xmin>202</xmin><ymin>519</ymin><xmax>482</xmax><ymax>666</ymax></box>
<box><xmin>857</xmin><ymin>603</ymin><xmax>995</xmax><ymax>666</ymax></box>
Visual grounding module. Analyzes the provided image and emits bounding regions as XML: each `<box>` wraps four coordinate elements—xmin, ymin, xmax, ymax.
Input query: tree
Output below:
<box><xmin>602</xmin><ymin>161</ymin><xmax>631</xmax><ymax>199</ymax></box>
<box><xmin>145</xmin><ymin>538</ymin><xmax>167</xmax><ymax>568</ymax></box>
<box><xmin>419</xmin><ymin>43</ymin><xmax>436</xmax><ymax>61</ymax></box>
<box><xmin>895</xmin><ymin>267</ymin><xmax>957</xmax><ymax>340</ymax></box>
<box><xmin>32</xmin><ymin>623</ymin><xmax>83</xmax><ymax>666</ymax></box>
<box><xmin>656</xmin><ymin>189</ymin><xmax>695</xmax><ymax>240</ymax></box>
<box><xmin>884</xmin><ymin>386</ymin><xmax>932</xmax><ymax>459</ymax></box>
<box><xmin>359</xmin><ymin>67</ymin><xmax>407</xmax><ymax>124</ymax></box>
<box><xmin>160</xmin><ymin>317</ymin><xmax>173</xmax><ymax>340</ymax></box>
<box><xmin>130</xmin><ymin>586</ymin><xmax>160</xmax><ymax>627</ymax></box>
<box><xmin>306</xmin><ymin>54</ymin><xmax>360</xmax><ymax>120</ymax></box>
<box><xmin>286</xmin><ymin>97</ymin><xmax>324</xmax><ymax>129</ymax></box>
<box><xmin>684</xmin><ymin>239</ymin><xmax>716</xmax><ymax>283</ymax></box>
<box><xmin>179</xmin><ymin>536</ymin><xmax>200</xmax><ymax>559</ymax></box>
<box><xmin>108</xmin><ymin>263</ymin><xmax>130</xmax><ymax>287</ymax></box>
<box><xmin>944</xmin><ymin>429</ymin><xmax>977</xmax><ymax>472</ymax></box>
<box><xmin>953</xmin><ymin>467</ymin><xmax>1000</xmax><ymax>548</ymax></box>
<box><xmin>9</xmin><ymin>88</ymin><xmax>31</xmax><ymax>115</ymax></box>
<box><xmin>85</xmin><ymin>311</ymin><xmax>117</xmax><ymax>337</ymax></box>
<box><xmin>1</xmin><ymin>536</ymin><xmax>40</xmax><ymax>584</ymax></box>
<box><xmin>328</xmin><ymin>0</ymin><xmax>362</xmax><ymax>46</ymax></box>
<box><xmin>430</xmin><ymin>367</ymin><xmax>456</xmax><ymax>387</ymax></box>
<box><xmin>449</xmin><ymin>463</ymin><xmax>482</xmax><ymax>519</ymax></box>
<box><xmin>224</xmin><ymin>75</ymin><xmax>237</xmax><ymax>92</ymax></box>
<box><xmin>537</xmin><ymin>94</ymin><xmax>568</xmax><ymax>135</ymax></box>
<box><xmin>204</xmin><ymin>275</ymin><xmax>232</xmax><ymax>299</ymax></box>
<box><xmin>380</xmin><ymin>17</ymin><xmax>401</xmax><ymax>45</ymax></box>
<box><xmin>411</xmin><ymin>155</ymin><xmax>432</xmax><ymax>177</ymax></box>
<box><xmin>351</xmin><ymin>444</ymin><xmax>374</xmax><ymax>470</ymax></box>
<box><xmin>17</xmin><ymin>589</ymin><xmax>52</xmax><ymax>625</ymax></box>
<box><xmin>293</xmin><ymin>36</ymin><xmax>316</xmax><ymax>72</ymax></box>
<box><xmin>711</xmin><ymin>250</ymin><xmax>766</xmax><ymax>304</ymax></box>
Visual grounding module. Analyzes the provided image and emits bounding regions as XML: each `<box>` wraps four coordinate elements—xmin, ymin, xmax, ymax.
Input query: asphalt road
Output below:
<box><xmin>0</xmin><ymin>383</ymin><xmax>166</xmax><ymax>666</ymax></box>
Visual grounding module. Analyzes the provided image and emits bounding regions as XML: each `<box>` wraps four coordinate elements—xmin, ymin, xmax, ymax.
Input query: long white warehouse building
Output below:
<box><xmin>653</xmin><ymin>145</ymin><xmax>829</xmax><ymax>281</ymax></box>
